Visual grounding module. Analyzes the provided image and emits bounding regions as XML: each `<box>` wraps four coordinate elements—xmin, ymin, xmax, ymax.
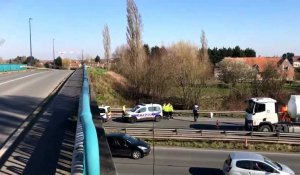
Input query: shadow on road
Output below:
<box><xmin>189</xmin><ymin>167</ymin><xmax>223</xmax><ymax>175</ymax></box>
<box><xmin>0</xmin><ymin>69</ymin><xmax>81</xmax><ymax>175</ymax></box>
<box><xmin>190</xmin><ymin>123</ymin><xmax>244</xmax><ymax>131</ymax></box>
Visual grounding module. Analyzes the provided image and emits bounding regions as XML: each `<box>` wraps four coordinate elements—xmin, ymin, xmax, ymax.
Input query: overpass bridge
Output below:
<box><xmin>0</xmin><ymin>67</ymin><xmax>116</xmax><ymax>175</ymax></box>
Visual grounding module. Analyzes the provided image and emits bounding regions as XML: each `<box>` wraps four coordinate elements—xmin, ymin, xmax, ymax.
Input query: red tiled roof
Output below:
<box><xmin>224</xmin><ymin>57</ymin><xmax>281</xmax><ymax>71</ymax></box>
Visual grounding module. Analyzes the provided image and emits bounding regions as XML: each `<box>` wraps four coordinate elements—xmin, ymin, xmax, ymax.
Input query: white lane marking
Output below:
<box><xmin>0</xmin><ymin>72</ymin><xmax>45</xmax><ymax>86</ymax></box>
<box><xmin>155</xmin><ymin>146</ymin><xmax>300</xmax><ymax>156</ymax></box>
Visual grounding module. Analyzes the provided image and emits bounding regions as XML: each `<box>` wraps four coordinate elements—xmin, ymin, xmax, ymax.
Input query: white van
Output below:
<box><xmin>98</xmin><ymin>105</ymin><xmax>111</xmax><ymax>122</ymax></box>
<box><xmin>124</xmin><ymin>104</ymin><xmax>163</xmax><ymax>123</ymax></box>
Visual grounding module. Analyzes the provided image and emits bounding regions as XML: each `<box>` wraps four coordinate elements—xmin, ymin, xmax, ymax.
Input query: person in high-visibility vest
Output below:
<box><xmin>167</xmin><ymin>103</ymin><xmax>174</xmax><ymax>119</ymax></box>
<box><xmin>162</xmin><ymin>103</ymin><xmax>167</xmax><ymax>119</ymax></box>
<box><xmin>165</xmin><ymin>103</ymin><xmax>171</xmax><ymax>120</ymax></box>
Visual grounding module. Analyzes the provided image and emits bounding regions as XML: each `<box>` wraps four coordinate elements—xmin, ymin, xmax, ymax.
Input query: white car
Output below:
<box><xmin>123</xmin><ymin>104</ymin><xmax>163</xmax><ymax>123</ymax></box>
<box><xmin>98</xmin><ymin>105</ymin><xmax>111</xmax><ymax>122</ymax></box>
<box><xmin>223</xmin><ymin>152</ymin><xmax>295</xmax><ymax>175</ymax></box>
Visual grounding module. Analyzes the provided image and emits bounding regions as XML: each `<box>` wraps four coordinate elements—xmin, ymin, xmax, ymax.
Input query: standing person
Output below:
<box><xmin>162</xmin><ymin>103</ymin><xmax>167</xmax><ymax>119</ymax></box>
<box><xmin>193</xmin><ymin>104</ymin><xmax>199</xmax><ymax>122</ymax></box>
<box><xmin>165</xmin><ymin>103</ymin><xmax>170</xmax><ymax>120</ymax></box>
<box><xmin>280</xmin><ymin>103</ymin><xmax>289</xmax><ymax>122</ymax></box>
<box><xmin>168</xmin><ymin>103</ymin><xmax>174</xmax><ymax>119</ymax></box>
<box><xmin>122</xmin><ymin>105</ymin><xmax>126</xmax><ymax>118</ymax></box>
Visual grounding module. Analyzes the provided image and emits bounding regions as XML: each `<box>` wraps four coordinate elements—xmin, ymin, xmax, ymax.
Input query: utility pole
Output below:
<box><xmin>29</xmin><ymin>18</ymin><xmax>32</xmax><ymax>57</ymax></box>
<box><xmin>52</xmin><ymin>38</ymin><xmax>55</xmax><ymax>60</ymax></box>
<box><xmin>81</xmin><ymin>50</ymin><xmax>84</xmax><ymax>64</ymax></box>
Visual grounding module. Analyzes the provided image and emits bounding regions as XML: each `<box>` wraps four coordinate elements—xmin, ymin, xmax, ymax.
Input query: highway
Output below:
<box><xmin>0</xmin><ymin>70</ymin><xmax>73</xmax><ymax>146</ymax></box>
<box><xmin>103</xmin><ymin>114</ymin><xmax>245</xmax><ymax>131</ymax></box>
<box><xmin>113</xmin><ymin>147</ymin><xmax>300</xmax><ymax>175</ymax></box>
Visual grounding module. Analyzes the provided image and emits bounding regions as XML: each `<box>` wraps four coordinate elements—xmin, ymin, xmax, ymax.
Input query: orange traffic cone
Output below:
<box><xmin>244</xmin><ymin>138</ymin><xmax>248</xmax><ymax>149</ymax></box>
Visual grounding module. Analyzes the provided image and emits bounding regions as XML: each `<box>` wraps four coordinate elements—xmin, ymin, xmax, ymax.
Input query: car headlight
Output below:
<box><xmin>138</xmin><ymin>146</ymin><xmax>148</xmax><ymax>150</ymax></box>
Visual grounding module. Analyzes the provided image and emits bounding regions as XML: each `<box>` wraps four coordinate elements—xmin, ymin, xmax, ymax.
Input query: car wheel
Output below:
<box><xmin>259</xmin><ymin>125</ymin><xmax>272</xmax><ymax>132</ymax></box>
<box><xmin>132</xmin><ymin>150</ymin><xmax>142</xmax><ymax>159</ymax></box>
<box><xmin>155</xmin><ymin>116</ymin><xmax>161</xmax><ymax>122</ymax></box>
<box><xmin>130</xmin><ymin>117</ymin><xmax>137</xmax><ymax>123</ymax></box>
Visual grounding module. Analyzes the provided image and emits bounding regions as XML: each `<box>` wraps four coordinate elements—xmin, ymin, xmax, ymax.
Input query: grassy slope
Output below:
<box><xmin>89</xmin><ymin>68</ymin><xmax>133</xmax><ymax>107</ymax></box>
<box><xmin>89</xmin><ymin>67</ymin><xmax>299</xmax><ymax>110</ymax></box>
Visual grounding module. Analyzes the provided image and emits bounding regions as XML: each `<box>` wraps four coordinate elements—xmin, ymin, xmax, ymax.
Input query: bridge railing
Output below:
<box><xmin>0</xmin><ymin>64</ymin><xmax>26</xmax><ymax>72</ymax></box>
<box><xmin>71</xmin><ymin>65</ymin><xmax>100</xmax><ymax>175</ymax></box>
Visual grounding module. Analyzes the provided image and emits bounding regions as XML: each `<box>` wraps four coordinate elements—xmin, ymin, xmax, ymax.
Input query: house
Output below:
<box><xmin>293</xmin><ymin>56</ymin><xmax>300</xmax><ymax>68</ymax></box>
<box><xmin>69</xmin><ymin>60</ymin><xmax>82</xmax><ymax>70</ymax></box>
<box><xmin>221</xmin><ymin>57</ymin><xmax>295</xmax><ymax>81</ymax></box>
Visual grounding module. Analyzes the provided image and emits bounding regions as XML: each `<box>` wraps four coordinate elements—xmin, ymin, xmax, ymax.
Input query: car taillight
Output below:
<box><xmin>225</xmin><ymin>166</ymin><xmax>232</xmax><ymax>172</ymax></box>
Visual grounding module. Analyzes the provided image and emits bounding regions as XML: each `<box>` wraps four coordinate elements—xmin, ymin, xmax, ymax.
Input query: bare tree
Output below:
<box><xmin>218</xmin><ymin>59</ymin><xmax>253</xmax><ymax>87</ymax></box>
<box><xmin>126</xmin><ymin>0</ymin><xmax>146</xmax><ymax>99</ymax></box>
<box><xmin>199</xmin><ymin>30</ymin><xmax>209</xmax><ymax>62</ymax></box>
<box><xmin>167</xmin><ymin>41</ymin><xmax>207</xmax><ymax>108</ymax></box>
<box><xmin>102</xmin><ymin>24</ymin><xmax>111</xmax><ymax>69</ymax></box>
<box><xmin>250</xmin><ymin>64</ymin><xmax>285</xmax><ymax>98</ymax></box>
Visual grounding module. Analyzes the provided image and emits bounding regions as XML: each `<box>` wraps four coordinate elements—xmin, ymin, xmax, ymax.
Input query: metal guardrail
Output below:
<box><xmin>71</xmin><ymin>66</ymin><xmax>100</xmax><ymax>175</ymax></box>
<box><xmin>104</xmin><ymin>127</ymin><xmax>300</xmax><ymax>145</ymax></box>
<box><xmin>110</xmin><ymin>108</ymin><xmax>245</xmax><ymax>118</ymax></box>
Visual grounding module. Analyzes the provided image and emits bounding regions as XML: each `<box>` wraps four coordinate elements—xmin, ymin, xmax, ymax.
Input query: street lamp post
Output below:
<box><xmin>53</xmin><ymin>38</ymin><xmax>55</xmax><ymax>60</ymax></box>
<box><xmin>29</xmin><ymin>18</ymin><xmax>33</xmax><ymax>57</ymax></box>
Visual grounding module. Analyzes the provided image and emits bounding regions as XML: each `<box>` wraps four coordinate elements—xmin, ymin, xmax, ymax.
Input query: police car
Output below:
<box><xmin>123</xmin><ymin>104</ymin><xmax>163</xmax><ymax>123</ymax></box>
<box><xmin>98</xmin><ymin>105</ymin><xmax>111</xmax><ymax>122</ymax></box>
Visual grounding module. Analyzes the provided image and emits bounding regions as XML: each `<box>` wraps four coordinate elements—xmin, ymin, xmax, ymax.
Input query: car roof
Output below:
<box><xmin>138</xmin><ymin>103</ymin><xmax>161</xmax><ymax>107</ymax></box>
<box><xmin>230</xmin><ymin>152</ymin><xmax>264</xmax><ymax>161</ymax></box>
<box><xmin>99</xmin><ymin>106</ymin><xmax>110</xmax><ymax>109</ymax></box>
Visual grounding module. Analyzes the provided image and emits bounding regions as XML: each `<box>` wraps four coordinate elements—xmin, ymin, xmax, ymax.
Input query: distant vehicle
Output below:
<box><xmin>106</xmin><ymin>133</ymin><xmax>151</xmax><ymax>159</ymax></box>
<box><xmin>245</xmin><ymin>95</ymin><xmax>300</xmax><ymax>132</ymax></box>
<box><xmin>98</xmin><ymin>105</ymin><xmax>111</xmax><ymax>122</ymax></box>
<box><xmin>123</xmin><ymin>103</ymin><xmax>163</xmax><ymax>123</ymax></box>
<box><xmin>223</xmin><ymin>152</ymin><xmax>295</xmax><ymax>175</ymax></box>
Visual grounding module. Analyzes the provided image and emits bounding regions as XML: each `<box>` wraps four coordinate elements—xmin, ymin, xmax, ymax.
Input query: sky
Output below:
<box><xmin>0</xmin><ymin>0</ymin><xmax>299</xmax><ymax>60</ymax></box>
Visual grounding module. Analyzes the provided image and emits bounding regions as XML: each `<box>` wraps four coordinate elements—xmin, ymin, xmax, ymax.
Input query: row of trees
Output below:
<box><xmin>208</xmin><ymin>46</ymin><xmax>256</xmax><ymax>65</ymax></box>
<box><xmin>6</xmin><ymin>56</ymin><xmax>40</xmax><ymax>66</ymax></box>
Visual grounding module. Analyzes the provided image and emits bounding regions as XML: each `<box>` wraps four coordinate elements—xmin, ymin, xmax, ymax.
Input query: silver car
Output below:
<box><xmin>223</xmin><ymin>152</ymin><xmax>295</xmax><ymax>175</ymax></box>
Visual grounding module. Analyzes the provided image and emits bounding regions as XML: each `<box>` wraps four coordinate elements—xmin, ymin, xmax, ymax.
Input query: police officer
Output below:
<box><xmin>162</xmin><ymin>103</ymin><xmax>167</xmax><ymax>119</ymax></box>
<box><xmin>193</xmin><ymin>104</ymin><xmax>199</xmax><ymax>122</ymax></box>
<box><xmin>168</xmin><ymin>103</ymin><xmax>174</xmax><ymax>119</ymax></box>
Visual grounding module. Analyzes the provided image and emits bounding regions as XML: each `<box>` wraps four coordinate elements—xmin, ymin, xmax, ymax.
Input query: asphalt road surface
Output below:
<box><xmin>113</xmin><ymin>147</ymin><xmax>300</xmax><ymax>175</ymax></box>
<box><xmin>0</xmin><ymin>70</ymin><xmax>73</xmax><ymax>146</ymax></box>
<box><xmin>103</xmin><ymin>114</ymin><xmax>245</xmax><ymax>131</ymax></box>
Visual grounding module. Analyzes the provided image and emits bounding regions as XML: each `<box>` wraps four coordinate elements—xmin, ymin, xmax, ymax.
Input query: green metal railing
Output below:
<box><xmin>72</xmin><ymin>65</ymin><xmax>100</xmax><ymax>175</ymax></box>
<box><xmin>0</xmin><ymin>64</ymin><xmax>26</xmax><ymax>72</ymax></box>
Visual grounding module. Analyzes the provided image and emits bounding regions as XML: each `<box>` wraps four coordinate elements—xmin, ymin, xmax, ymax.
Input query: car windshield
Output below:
<box><xmin>123</xmin><ymin>134</ymin><xmax>138</xmax><ymax>144</ymax></box>
<box><xmin>99</xmin><ymin>108</ymin><xmax>106</xmax><ymax>113</ymax></box>
<box><xmin>264</xmin><ymin>157</ymin><xmax>282</xmax><ymax>171</ymax></box>
<box><xmin>130</xmin><ymin>106</ymin><xmax>140</xmax><ymax>112</ymax></box>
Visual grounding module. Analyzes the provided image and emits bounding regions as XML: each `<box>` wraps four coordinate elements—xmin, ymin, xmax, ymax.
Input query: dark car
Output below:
<box><xmin>106</xmin><ymin>133</ymin><xmax>151</xmax><ymax>159</ymax></box>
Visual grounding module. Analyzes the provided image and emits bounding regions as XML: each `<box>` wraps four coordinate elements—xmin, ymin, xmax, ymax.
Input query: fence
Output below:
<box><xmin>105</xmin><ymin>127</ymin><xmax>300</xmax><ymax>145</ymax></box>
<box><xmin>71</xmin><ymin>65</ymin><xmax>100</xmax><ymax>175</ymax></box>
